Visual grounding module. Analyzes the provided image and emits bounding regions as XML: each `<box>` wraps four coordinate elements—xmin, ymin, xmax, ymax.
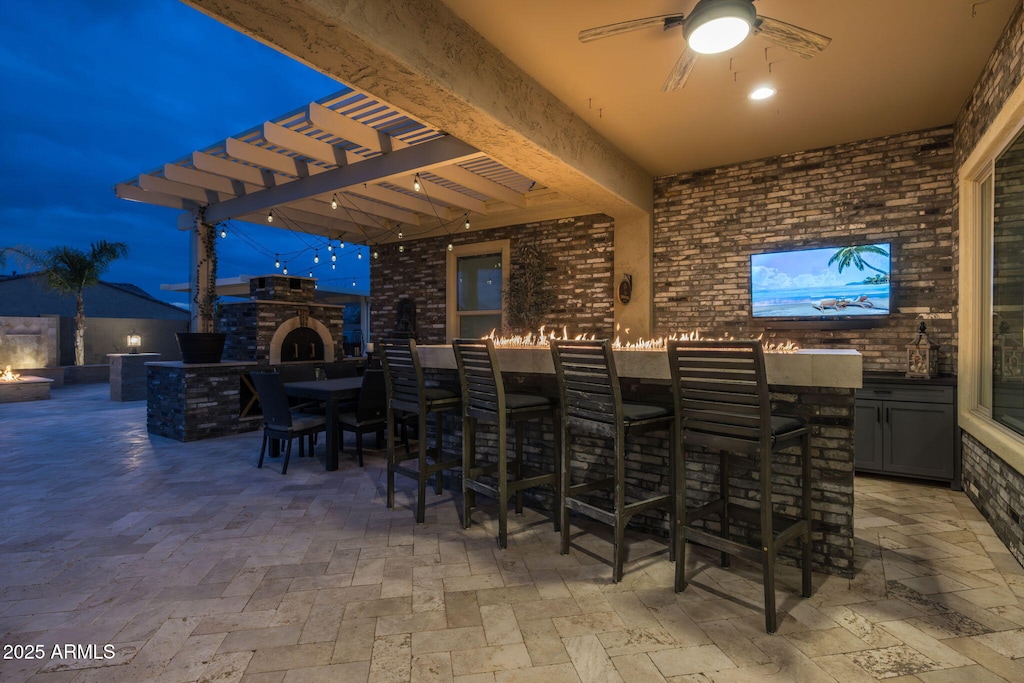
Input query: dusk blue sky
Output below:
<box><xmin>0</xmin><ymin>0</ymin><xmax>370</xmax><ymax>306</ymax></box>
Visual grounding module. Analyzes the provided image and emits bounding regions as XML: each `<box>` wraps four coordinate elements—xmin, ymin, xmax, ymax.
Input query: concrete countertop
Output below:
<box><xmin>415</xmin><ymin>345</ymin><xmax>863</xmax><ymax>389</ymax></box>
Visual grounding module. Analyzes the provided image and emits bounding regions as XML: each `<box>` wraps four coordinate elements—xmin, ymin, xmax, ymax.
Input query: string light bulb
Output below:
<box><xmin>331</xmin><ymin>252</ymin><xmax>337</xmax><ymax>262</ymax></box>
<box><xmin>372</xmin><ymin>249</ymin><xmax>379</xmax><ymax>260</ymax></box>
<box><xmin>274</xmin><ymin>255</ymin><xmax>280</xmax><ymax>269</ymax></box>
<box><xmin>220</xmin><ymin>227</ymin><xmax>227</xmax><ymax>238</ymax></box>
<box><xmin>399</xmin><ymin>245</ymin><xmax>405</xmax><ymax>253</ymax></box>
<box><xmin>331</xmin><ymin>195</ymin><xmax>338</xmax><ymax>210</ymax></box>
<box><xmin>358</xmin><ymin>251</ymin><xmax>363</xmax><ymax>260</ymax></box>
<box><xmin>464</xmin><ymin>215</ymin><xmax>470</xmax><ymax>230</ymax></box>
<box><xmin>339</xmin><ymin>241</ymin><xmax>345</xmax><ymax>249</ymax></box>
<box><xmin>282</xmin><ymin>262</ymin><xmax>288</xmax><ymax>275</ymax></box>
<box><xmin>267</xmin><ymin>210</ymin><xmax>274</xmax><ymax>223</ymax></box>
<box><xmin>447</xmin><ymin>243</ymin><xmax>453</xmax><ymax>252</ymax></box>
<box><xmin>331</xmin><ymin>263</ymin><xmax>336</xmax><ymax>270</ymax></box>
<box><xmin>413</xmin><ymin>174</ymin><xmax>421</xmax><ymax>192</ymax></box>
<box><xmin>326</xmin><ymin>242</ymin><xmax>333</xmax><ymax>252</ymax></box>
<box><xmin>308</xmin><ymin>270</ymin><xmax>313</xmax><ymax>278</ymax></box>
<box><xmin>313</xmin><ymin>250</ymin><xmax>319</xmax><ymax>264</ymax></box>
<box><xmin>352</xmin><ymin>279</ymin><xmax>356</xmax><ymax>287</ymax></box>
<box><xmin>398</xmin><ymin>230</ymin><xmax>403</xmax><ymax>239</ymax></box>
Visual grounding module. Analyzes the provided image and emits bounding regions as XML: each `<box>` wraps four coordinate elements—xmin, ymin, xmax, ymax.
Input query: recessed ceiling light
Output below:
<box><xmin>749</xmin><ymin>86</ymin><xmax>776</xmax><ymax>101</ymax></box>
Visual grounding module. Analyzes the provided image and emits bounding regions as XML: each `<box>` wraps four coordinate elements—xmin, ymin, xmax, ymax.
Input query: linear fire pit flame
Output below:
<box><xmin>1</xmin><ymin>365</ymin><xmax>21</xmax><ymax>381</ymax></box>
<box><xmin>483</xmin><ymin>326</ymin><xmax>799</xmax><ymax>354</ymax></box>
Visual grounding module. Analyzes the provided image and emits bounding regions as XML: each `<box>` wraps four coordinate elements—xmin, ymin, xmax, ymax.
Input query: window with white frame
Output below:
<box><xmin>446</xmin><ymin>239</ymin><xmax>510</xmax><ymax>341</ymax></box>
<box><xmin>959</xmin><ymin>77</ymin><xmax>1024</xmax><ymax>468</ymax></box>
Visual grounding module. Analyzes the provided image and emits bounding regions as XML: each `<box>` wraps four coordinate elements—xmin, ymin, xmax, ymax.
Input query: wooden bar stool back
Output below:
<box><xmin>667</xmin><ymin>339</ymin><xmax>813</xmax><ymax>633</ymax></box>
<box><xmin>380</xmin><ymin>338</ymin><xmax>462</xmax><ymax>523</ymax></box>
<box><xmin>453</xmin><ymin>338</ymin><xmax>561</xmax><ymax>548</ymax></box>
<box><xmin>550</xmin><ymin>338</ymin><xmax>678</xmax><ymax>584</ymax></box>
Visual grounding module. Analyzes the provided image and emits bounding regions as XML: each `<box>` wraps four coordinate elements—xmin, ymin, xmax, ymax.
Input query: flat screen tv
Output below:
<box><xmin>750</xmin><ymin>242</ymin><xmax>891</xmax><ymax>323</ymax></box>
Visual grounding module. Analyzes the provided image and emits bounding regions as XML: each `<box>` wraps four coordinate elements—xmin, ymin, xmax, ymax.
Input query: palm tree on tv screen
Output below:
<box><xmin>1</xmin><ymin>240</ymin><xmax>130</xmax><ymax>366</ymax></box>
<box><xmin>828</xmin><ymin>244</ymin><xmax>889</xmax><ymax>282</ymax></box>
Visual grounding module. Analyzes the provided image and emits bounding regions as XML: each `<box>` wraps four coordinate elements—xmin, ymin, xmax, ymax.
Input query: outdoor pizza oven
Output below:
<box><xmin>218</xmin><ymin>275</ymin><xmax>345</xmax><ymax>364</ymax></box>
<box><xmin>279</xmin><ymin>326</ymin><xmax>325</xmax><ymax>362</ymax></box>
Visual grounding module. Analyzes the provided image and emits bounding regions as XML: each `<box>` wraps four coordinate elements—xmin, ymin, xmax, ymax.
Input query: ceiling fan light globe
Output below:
<box><xmin>687</xmin><ymin>17</ymin><xmax>750</xmax><ymax>54</ymax></box>
<box><xmin>684</xmin><ymin>0</ymin><xmax>756</xmax><ymax>55</ymax></box>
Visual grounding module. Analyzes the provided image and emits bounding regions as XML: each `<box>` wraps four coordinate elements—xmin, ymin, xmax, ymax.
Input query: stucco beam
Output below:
<box><xmin>182</xmin><ymin>0</ymin><xmax>652</xmax><ymax>221</ymax></box>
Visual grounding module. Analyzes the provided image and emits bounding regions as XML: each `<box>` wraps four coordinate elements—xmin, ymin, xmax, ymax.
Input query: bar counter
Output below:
<box><xmin>417</xmin><ymin>344</ymin><xmax>862</xmax><ymax>577</ymax></box>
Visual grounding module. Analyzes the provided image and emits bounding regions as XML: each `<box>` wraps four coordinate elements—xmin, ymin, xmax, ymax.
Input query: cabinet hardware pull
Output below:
<box><xmin>886</xmin><ymin>407</ymin><xmax>891</xmax><ymax>423</ymax></box>
<box><xmin>877</xmin><ymin>406</ymin><xmax>881</xmax><ymax>423</ymax></box>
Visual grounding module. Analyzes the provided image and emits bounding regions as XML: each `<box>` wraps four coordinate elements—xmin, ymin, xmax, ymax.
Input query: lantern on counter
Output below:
<box><xmin>905</xmin><ymin>322</ymin><xmax>939</xmax><ymax>379</ymax></box>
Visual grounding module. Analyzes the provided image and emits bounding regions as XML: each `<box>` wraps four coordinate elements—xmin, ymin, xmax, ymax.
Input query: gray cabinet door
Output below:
<box><xmin>884</xmin><ymin>402</ymin><xmax>955</xmax><ymax>480</ymax></box>
<box><xmin>855</xmin><ymin>399</ymin><xmax>884</xmax><ymax>471</ymax></box>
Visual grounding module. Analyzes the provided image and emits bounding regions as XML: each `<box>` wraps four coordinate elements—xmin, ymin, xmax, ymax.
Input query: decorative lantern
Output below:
<box><xmin>905</xmin><ymin>322</ymin><xmax>939</xmax><ymax>379</ymax></box>
<box><xmin>126</xmin><ymin>331</ymin><xmax>142</xmax><ymax>354</ymax></box>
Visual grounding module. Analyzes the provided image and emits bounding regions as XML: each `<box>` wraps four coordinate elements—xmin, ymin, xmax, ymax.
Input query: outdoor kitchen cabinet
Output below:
<box><xmin>855</xmin><ymin>376</ymin><xmax>960</xmax><ymax>490</ymax></box>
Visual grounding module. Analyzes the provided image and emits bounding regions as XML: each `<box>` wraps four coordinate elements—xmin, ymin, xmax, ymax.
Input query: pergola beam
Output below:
<box><xmin>203</xmin><ymin>134</ymin><xmax>480</xmax><ymax>223</ymax></box>
<box><xmin>434</xmin><ymin>164</ymin><xmax>526</xmax><ymax>208</ymax></box>
<box><xmin>263</xmin><ymin>121</ymin><xmax>354</xmax><ymax>167</ymax></box>
<box><xmin>192</xmin><ymin>151</ymin><xmax>281</xmax><ymax>187</ymax></box>
<box><xmin>308</xmin><ymin>101</ymin><xmax>409</xmax><ymax>154</ymax></box>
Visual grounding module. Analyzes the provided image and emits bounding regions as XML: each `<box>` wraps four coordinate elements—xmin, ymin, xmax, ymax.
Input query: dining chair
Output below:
<box><xmin>667</xmin><ymin>339</ymin><xmax>813</xmax><ymax>633</ymax></box>
<box><xmin>337</xmin><ymin>368</ymin><xmax>387</xmax><ymax>467</ymax></box>
<box><xmin>251</xmin><ymin>371</ymin><xmax>327</xmax><ymax>475</ymax></box>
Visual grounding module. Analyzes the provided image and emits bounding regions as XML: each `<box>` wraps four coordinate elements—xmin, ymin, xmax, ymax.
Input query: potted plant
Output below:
<box><xmin>176</xmin><ymin>213</ymin><xmax>225</xmax><ymax>363</ymax></box>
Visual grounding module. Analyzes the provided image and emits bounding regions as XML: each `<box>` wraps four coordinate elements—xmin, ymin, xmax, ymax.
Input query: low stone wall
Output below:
<box><xmin>147</xmin><ymin>362</ymin><xmax>260</xmax><ymax>442</ymax></box>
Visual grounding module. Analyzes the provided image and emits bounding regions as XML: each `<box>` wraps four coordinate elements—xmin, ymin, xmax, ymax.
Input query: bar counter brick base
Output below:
<box><xmin>426</xmin><ymin>369</ymin><xmax>855</xmax><ymax>578</ymax></box>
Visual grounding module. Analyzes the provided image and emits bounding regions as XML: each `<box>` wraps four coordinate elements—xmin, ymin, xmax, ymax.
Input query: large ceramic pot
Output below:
<box><xmin>175</xmin><ymin>332</ymin><xmax>226</xmax><ymax>364</ymax></box>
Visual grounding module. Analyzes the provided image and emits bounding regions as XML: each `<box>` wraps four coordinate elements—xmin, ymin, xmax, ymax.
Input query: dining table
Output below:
<box><xmin>283</xmin><ymin>376</ymin><xmax>362</xmax><ymax>471</ymax></box>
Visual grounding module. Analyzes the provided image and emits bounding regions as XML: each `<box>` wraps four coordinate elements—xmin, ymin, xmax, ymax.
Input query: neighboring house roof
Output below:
<box><xmin>0</xmin><ymin>272</ymin><xmax>189</xmax><ymax>320</ymax></box>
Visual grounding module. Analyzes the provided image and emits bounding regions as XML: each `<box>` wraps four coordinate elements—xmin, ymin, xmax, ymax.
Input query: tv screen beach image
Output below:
<box><xmin>750</xmin><ymin>243</ymin><xmax>891</xmax><ymax>318</ymax></box>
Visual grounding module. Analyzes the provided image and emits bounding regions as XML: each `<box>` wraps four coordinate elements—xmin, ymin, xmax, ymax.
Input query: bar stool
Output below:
<box><xmin>550</xmin><ymin>338</ymin><xmax>679</xmax><ymax>583</ymax></box>
<box><xmin>453</xmin><ymin>338</ymin><xmax>561</xmax><ymax>549</ymax></box>
<box><xmin>380</xmin><ymin>338</ymin><xmax>462</xmax><ymax>523</ymax></box>
<box><xmin>667</xmin><ymin>339</ymin><xmax>813</xmax><ymax>634</ymax></box>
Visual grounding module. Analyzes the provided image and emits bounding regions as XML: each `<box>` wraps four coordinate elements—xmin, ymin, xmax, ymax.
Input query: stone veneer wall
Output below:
<box><xmin>147</xmin><ymin>364</ymin><xmax>260</xmax><ymax>441</ymax></box>
<box><xmin>369</xmin><ymin>214</ymin><xmax>614</xmax><ymax>344</ymax></box>
<box><xmin>653</xmin><ymin>127</ymin><xmax>956</xmax><ymax>375</ymax></box>
<box><xmin>953</xmin><ymin>4</ymin><xmax>1024</xmax><ymax>565</ymax></box>
<box><xmin>218</xmin><ymin>302</ymin><xmax>345</xmax><ymax>362</ymax></box>
<box><xmin>962</xmin><ymin>433</ymin><xmax>1024</xmax><ymax>567</ymax></box>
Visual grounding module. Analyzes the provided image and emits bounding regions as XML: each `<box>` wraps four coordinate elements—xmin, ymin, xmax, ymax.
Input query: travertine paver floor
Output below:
<box><xmin>1</xmin><ymin>384</ymin><xmax>1023</xmax><ymax>682</ymax></box>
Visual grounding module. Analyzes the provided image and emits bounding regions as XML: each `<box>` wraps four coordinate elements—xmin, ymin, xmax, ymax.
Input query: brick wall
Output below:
<box><xmin>653</xmin><ymin>127</ymin><xmax>956</xmax><ymax>375</ymax></box>
<box><xmin>953</xmin><ymin>2</ymin><xmax>1024</xmax><ymax>566</ymax></box>
<box><xmin>370</xmin><ymin>214</ymin><xmax>615</xmax><ymax>344</ymax></box>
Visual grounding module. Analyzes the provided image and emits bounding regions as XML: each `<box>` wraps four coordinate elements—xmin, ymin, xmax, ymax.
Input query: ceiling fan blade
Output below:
<box><xmin>662</xmin><ymin>46</ymin><xmax>698</xmax><ymax>92</ymax></box>
<box><xmin>579</xmin><ymin>14</ymin><xmax>684</xmax><ymax>43</ymax></box>
<box><xmin>755</xmin><ymin>15</ymin><xmax>832</xmax><ymax>59</ymax></box>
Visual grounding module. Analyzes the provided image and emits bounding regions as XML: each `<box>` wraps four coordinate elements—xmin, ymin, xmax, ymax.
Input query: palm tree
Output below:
<box><xmin>1</xmin><ymin>241</ymin><xmax>129</xmax><ymax>366</ymax></box>
<box><xmin>828</xmin><ymin>244</ymin><xmax>889</xmax><ymax>280</ymax></box>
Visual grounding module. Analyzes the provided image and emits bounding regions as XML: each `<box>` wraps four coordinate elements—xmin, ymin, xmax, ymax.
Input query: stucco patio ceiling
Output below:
<box><xmin>116</xmin><ymin>87</ymin><xmax>594</xmax><ymax>245</ymax></box>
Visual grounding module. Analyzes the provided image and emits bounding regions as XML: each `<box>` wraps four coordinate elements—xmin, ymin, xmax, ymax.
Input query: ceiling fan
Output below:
<box><xmin>578</xmin><ymin>0</ymin><xmax>831</xmax><ymax>92</ymax></box>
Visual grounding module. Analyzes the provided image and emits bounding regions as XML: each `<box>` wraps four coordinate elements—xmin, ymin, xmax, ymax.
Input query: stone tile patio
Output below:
<box><xmin>1</xmin><ymin>384</ymin><xmax>1022</xmax><ymax>682</ymax></box>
